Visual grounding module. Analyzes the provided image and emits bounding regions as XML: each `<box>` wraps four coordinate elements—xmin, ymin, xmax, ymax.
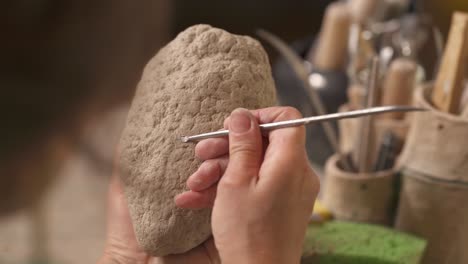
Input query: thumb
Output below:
<box><xmin>222</xmin><ymin>108</ymin><xmax>263</xmax><ymax>186</ymax></box>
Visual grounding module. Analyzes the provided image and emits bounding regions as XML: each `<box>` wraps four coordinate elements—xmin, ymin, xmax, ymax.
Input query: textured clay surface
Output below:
<box><xmin>119</xmin><ymin>24</ymin><xmax>277</xmax><ymax>256</ymax></box>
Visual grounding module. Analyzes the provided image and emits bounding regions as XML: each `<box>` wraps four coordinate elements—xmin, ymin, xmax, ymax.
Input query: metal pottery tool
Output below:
<box><xmin>181</xmin><ymin>105</ymin><xmax>426</xmax><ymax>143</ymax></box>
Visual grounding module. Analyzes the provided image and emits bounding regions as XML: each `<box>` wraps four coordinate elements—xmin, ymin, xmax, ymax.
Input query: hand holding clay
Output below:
<box><xmin>99</xmin><ymin>173</ymin><xmax>220</xmax><ymax>264</ymax></box>
<box><xmin>119</xmin><ymin>25</ymin><xmax>277</xmax><ymax>255</ymax></box>
<box><xmin>177</xmin><ymin>107</ymin><xmax>320</xmax><ymax>264</ymax></box>
<box><xmin>100</xmin><ymin>107</ymin><xmax>318</xmax><ymax>264</ymax></box>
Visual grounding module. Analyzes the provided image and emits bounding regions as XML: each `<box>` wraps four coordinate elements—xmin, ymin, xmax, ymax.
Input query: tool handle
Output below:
<box><xmin>381</xmin><ymin>58</ymin><xmax>417</xmax><ymax>119</ymax></box>
<box><xmin>432</xmin><ymin>12</ymin><xmax>468</xmax><ymax>114</ymax></box>
<box><xmin>312</xmin><ymin>2</ymin><xmax>351</xmax><ymax>71</ymax></box>
<box><xmin>348</xmin><ymin>0</ymin><xmax>379</xmax><ymax>24</ymax></box>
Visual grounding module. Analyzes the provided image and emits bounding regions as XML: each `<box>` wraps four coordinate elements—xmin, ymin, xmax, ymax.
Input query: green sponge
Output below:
<box><xmin>302</xmin><ymin>221</ymin><xmax>426</xmax><ymax>264</ymax></box>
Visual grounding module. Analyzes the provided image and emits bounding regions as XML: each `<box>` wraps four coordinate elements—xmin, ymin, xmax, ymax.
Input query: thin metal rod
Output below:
<box><xmin>181</xmin><ymin>106</ymin><xmax>426</xmax><ymax>143</ymax></box>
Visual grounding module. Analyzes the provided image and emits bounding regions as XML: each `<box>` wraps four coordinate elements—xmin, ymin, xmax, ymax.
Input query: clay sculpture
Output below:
<box><xmin>119</xmin><ymin>24</ymin><xmax>277</xmax><ymax>256</ymax></box>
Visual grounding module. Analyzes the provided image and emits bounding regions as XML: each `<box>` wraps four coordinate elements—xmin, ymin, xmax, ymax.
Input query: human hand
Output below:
<box><xmin>98</xmin><ymin>173</ymin><xmax>220</xmax><ymax>264</ymax></box>
<box><xmin>176</xmin><ymin>107</ymin><xmax>320</xmax><ymax>264</ymax></box>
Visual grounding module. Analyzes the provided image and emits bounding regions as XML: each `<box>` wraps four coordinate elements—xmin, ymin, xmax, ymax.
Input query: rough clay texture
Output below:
<box><xmin>119</xmin><ymin>24</ymin><xmax>277</xmax><ymax>256</ymax></box>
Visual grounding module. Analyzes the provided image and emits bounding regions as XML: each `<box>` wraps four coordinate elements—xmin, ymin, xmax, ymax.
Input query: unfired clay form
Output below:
<box><xmin>119</xmin><ymin>24</ymin><xmax>277</xmax><ymax>256</ymax></box>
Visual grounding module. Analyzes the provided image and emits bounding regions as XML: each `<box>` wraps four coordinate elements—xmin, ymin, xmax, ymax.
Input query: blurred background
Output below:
<box><xmin>1</xmin><ymin>0</ymin><xmax>468</xmax><ymax>263</ymax></box>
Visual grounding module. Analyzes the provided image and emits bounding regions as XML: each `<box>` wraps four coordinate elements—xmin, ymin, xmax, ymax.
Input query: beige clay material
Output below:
<box><xmin>119</xmin><ymin>25</ymin><xmax>277</xmax><ymax>256</ymax></box>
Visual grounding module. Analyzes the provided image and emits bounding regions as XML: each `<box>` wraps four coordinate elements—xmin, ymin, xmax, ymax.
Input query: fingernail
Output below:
<box><xmin>230</xmin><ymin>109</ymin><xmax>252</xmax><ymax>133</ymax></box>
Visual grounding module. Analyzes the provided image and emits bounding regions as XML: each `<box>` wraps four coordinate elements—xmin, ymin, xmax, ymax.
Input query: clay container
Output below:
<box><xmin>322</xmin><ymin>154</ymin><xmax>397</xmax><ymax>225</ymax></box>
<box><xmin>396</xmin><ymin>84</ymin><xmax>468</xmax><ymax>264</ymax></box>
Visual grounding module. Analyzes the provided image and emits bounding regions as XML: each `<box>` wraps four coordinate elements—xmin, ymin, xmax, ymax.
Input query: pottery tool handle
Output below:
<box><xmin>348</xmin><ymin>0</ymin><xmax>379</xmax><ymax>24</ymax></box>
<box><xmin>347</xmin><ymin>84</ymin><xmax>367</xmax><ymax>109</ymax></box>
<box><xmin>432</xmin><ymin>12</ymin><xmax>468</xmax><ymax>114</ymax></box>
<box><xmin>347</xmin><ymin>0</ymin><xmax>379</xmax><ymax>82</ymax></box>
<box><xmin>381</xmin><ymin>58</ymin><xmax>417</xmax><ymax>120</ymax></box>
<box><xmin>355</xmin><ymin>56</ymin><xmax>380</xmax><ymax>173</ymax></box>
<box><xmin>312</xmin><ymin>2</ymin><xmax>351</xmax><ymax>71</ymax></box>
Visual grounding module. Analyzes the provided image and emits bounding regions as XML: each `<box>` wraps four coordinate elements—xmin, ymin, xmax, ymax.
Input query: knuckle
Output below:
<box><xmin>229</xmin><ymin>142</ymin><xmax>258</xmax><ymax>158</ymax></box>
<box><xmin>206</xmin><ymin>159</ymin><xmax>222</xmax><ymax>175</ymax></box>
<box><xmin>280</xmin><ymin>107</ymin><xmax>303</xmax><ymax>120</ymax></box>
<box><xmin>219</xmin><ymin>176</ymin><xmax>244</xmax><ymax>189</ymax></box>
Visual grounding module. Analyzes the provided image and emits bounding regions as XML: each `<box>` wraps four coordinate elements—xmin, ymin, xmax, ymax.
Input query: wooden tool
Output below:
<box><xmin>355</xmin><ymin>57</ymin><xmax>380</xmax><ymax>173</ymax></box>
<box><xmin>432</xmin><ymin>12</ymin><xmax>468</xmax><ymax>114</ymax></box>
<box><xmin>311</xmin><ymin>2</ymin><xmax>351</xmax><ymax>71</ymax></box>
<box><xmin>347</xmin><ymin>0</ymin><xmax>379</xmax><ymax>83</ymax></box>
<box><xmin>348</xmin><ymin>0</ymin><xmax>380</xmax><ymax>24</ymax></box>
<box><xmin>347</xmin><ymin>83</ymin><xmax>367</xmax><ymax>109</ymax></box>
<box><xmin>381</xmin><ymin>58</ymin><xmax>417</xmax><ymax>119</ymax></box>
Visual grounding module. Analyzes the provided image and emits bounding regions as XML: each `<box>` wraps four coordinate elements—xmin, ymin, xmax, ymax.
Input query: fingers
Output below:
<box><xmin>222</xmin><ymin>108</ymin><xmax>263</xmax><ymax>187</ymax></box>
<box><xmin>175</xmin><ymin>157</ymin><xmax>227</xmax><ymax>209</ymax></box>
<box><xmin>195</xmin><ymin>138</ymin><xmax>229</xmax><ymax>161</ymax></box>
<box><xmin>194</xmin><ymin>106</ymin><xmax>299</xmax><ymax>161</ymax></box>
<box><xmin>104</xmin><ymin>171</ymin><xmax>148</xmax><ymax>259</ymax></box>
<box><xmin>187</xmin><ymin>156</ymin><xmax>228</xmax><ymax>192</ymax></box>
<box><xmin>250</xmin><ymin>106</ymin><xmax>306</xmax><ymax>144</ymax></box>
<box><xmin>256</xmin><ymin>107</ymin><xmax>308</xmax><ymax>188</ymax></box>
<box><xmin>249</xmin><ymin>106</ymin><xmax>305</xmax><ymax>150</ymax></box>
<box><xmin>179</xmin><ymin>107</ymin><xmax>307</xmax><ymax>209</ymax></box>
<box><xmin>175</xmin><ymin>186</ymin><xmax>217</xmax><ymax>209</ymax></box>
